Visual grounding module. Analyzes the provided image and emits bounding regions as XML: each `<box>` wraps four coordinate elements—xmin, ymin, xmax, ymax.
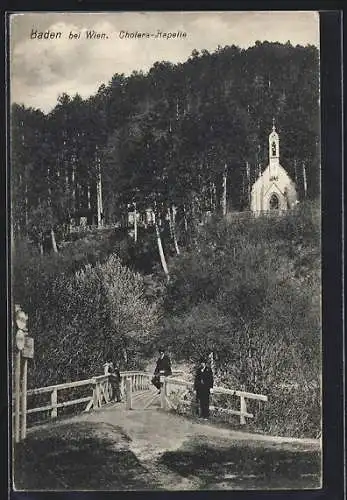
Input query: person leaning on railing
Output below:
<box><xmin>151</xmin><ymin>348</ymin><xmax>172</xmax><ymax>393</ymax></box>
<box><xmin>104</xmin><ymin>360</ymin><xmax>122</xmax><ymax>402</ymax></box>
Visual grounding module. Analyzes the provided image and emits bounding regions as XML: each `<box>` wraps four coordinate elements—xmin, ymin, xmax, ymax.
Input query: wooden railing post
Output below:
<box><xmin>97</xmin><ymin>381</ymin><xmax>102</xmax><ymax>407</ymax></box>
<box><xmin>95</xmin><ymin>382</ymin><xmax>99</xmax><ymax>408</ymax></box>
<box><xmin>14</xmin><ymin>350</ymin><xmax>21</xmax><ymax>443</ymax></box>
<box><xmin>161</xmin><ymin>377</ymin><xmax>167</xmax><ymax>410</ymax></box>
<box><xmin>121</xmin><ymin>376</ymin><xmax>125</xmax><ymax>399</ymax></box>
<box><xmin>240</xmin><ymin>396</ymin><xmax>247</xmax><ymax>425</ymax></box>
<box><xmin>21</xmin><ymin>358</ymin><xmax>28</xmax><ymax>440</ymax></box>
<box><xmin>125</xmin><ymin>377</ymin><xmax>132</xmax><ymax>410</ymax></box>
<box><xmin>51</xmin><ymin>388</ymin><xmax>58</xmax><ymax>418</ymax></box>
<box><xmin>92</xmin><ymin>380</ymin><xmax>98</xmax><ymax>409</ymax></box>
<box><xmin>106</xmin><ymin>377</ymin><xmax>110</xmax><ymax>403</ymax></box>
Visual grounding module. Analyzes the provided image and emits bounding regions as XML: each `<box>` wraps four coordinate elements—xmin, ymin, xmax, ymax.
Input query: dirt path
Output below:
<box><xmin>82</xmin><ymin>400</ymin><xmax>320</xmax><ymax>452</ymax></box>
<box><xmin>15</xmin><ymin>398</ymin><xmax>321</xmax><ymax>491</ymax></box>
<box><xmin>77</xmin><ymin>400</ymin><xmax>321</xmax><ymax>490</ymax></box>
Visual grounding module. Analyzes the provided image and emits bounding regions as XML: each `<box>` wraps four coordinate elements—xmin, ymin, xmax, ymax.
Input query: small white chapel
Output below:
<box><xmin>250</xmin><ymin>120</ymin><xmax>298</xmax><ymax>214</ymax></box>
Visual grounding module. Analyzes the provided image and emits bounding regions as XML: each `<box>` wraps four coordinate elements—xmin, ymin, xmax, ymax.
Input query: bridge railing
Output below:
<box><xmin>14</xmin><ymin>370</ymin><xmax>268</xmax><ymax>429</ymax></box>
<box><xmin>19</xmin><ymin>371</ymin><xmax>151</xmax><ymax>424</ymax></box>
<box><xmin>160</xmin><ymin>376</ymin><xmax>268</xmax><ymax>425</ymax></box>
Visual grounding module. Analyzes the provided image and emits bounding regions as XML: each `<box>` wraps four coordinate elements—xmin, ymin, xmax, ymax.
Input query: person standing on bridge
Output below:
<box><xmin>194</xmin><ymin>357</ymin><xmax>214</xmax><ymax>419</ymax></box>
<box><xmin>151</xmin><ymin>348</ymin><xmax>172</xmax><ymax>393</ymax></box>
<box><xmin>107</xmin><ymin>361</ymin><xmax>122</xmax><ymax>402</ymax></box>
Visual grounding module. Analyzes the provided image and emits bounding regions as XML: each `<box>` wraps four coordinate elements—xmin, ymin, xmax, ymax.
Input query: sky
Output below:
<box><xmin>10</xmin><ymin>11</ymin><xmax>320</xmax><ymax>113</ymax></box>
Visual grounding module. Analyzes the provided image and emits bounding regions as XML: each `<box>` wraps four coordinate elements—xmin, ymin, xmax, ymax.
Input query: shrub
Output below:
<box><xmin>12</xmin><ymin>248</ymin><xmax>159</xmax><ymax>388</ymax></box>
<box><xmin>158</xmin><ymin>201</ymin><xmax>321</xmax><ymax>437</ymax></box>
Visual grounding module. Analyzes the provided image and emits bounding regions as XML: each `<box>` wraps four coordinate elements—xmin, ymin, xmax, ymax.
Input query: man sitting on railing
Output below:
<box><xmin>151</xmin><ymin>348</ymin><xmax>172</xmax><ymax>393</ymax></box>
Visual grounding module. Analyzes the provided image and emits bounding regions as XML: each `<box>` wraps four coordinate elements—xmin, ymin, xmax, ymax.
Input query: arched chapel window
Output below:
<box><xmin>271</xmin><ymin>141</ymin><xmax>276</xmax><ymax>156</ymax></box>
<box><xmin>269</xmin><ymin>193</ymin><xmax>279</xmax><ymax>210</ymax></box>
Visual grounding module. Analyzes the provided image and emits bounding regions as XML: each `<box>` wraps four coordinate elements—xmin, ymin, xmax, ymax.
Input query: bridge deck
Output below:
<box><xmin>14</xmin><ymin>390</ymin><xmax>321</xmax><ymax>491</ymax></box>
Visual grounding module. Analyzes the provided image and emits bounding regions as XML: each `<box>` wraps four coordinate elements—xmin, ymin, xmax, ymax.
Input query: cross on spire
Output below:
<box><xmin>272</xmin><ymin>117</ymin><xmax>276</xmax><ymax>131</ymax></box>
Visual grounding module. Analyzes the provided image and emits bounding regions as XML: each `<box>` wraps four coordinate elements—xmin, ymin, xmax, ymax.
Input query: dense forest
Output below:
<box><xmin>12</xmin><ymin>42</ymin><xmax>321</xmax><ymax>438</ymax></box>
<box><xmin>11</xmin><ymin>42</ymin><xmax>320</xmax><ymax>253</ymax></box>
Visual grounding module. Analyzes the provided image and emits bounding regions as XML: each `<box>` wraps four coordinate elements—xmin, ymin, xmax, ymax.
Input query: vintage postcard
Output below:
<box><xmin>9</xmin><ymin>11</ymin><xmax>323</xmax><ymax>491</ymax></box>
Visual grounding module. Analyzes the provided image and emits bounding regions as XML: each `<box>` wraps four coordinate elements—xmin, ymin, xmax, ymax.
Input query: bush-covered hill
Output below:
<box><xmin>155</xmin><ymin>201</ymin><xmax>321</xmax><ymax>437</ymax></box>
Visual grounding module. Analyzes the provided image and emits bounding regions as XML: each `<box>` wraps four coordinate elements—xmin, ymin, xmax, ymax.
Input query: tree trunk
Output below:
<box><xmin>97</xmin><ymin>166</ymin><xmax>103</xmax><ymax>226</ymax></box>
<box><xmin>208</xmin><ymin>352</ymin><xmax>215</xmax><ymax>375</ymax></box>
<box><xmin>191</xmin><ymin>197</ymin><xmax>196</xmax><ymax>224</ymax></box>
<box><xmin>24</xmin><ymin>176</ymin><xmax>28</xmax><ymax>235</ymax></box>
<box><xmin>209</xmin><ymin>182</ymin><xmax>213</xmax><ymax>212</ymax></box>
<box><xmin>72</xmin><ymin>162</ymin><xmax>76</xmax><ymax>211</ymax></box>
<box><xmin>51</xmin><ymin>228</ymin><xmax>58</xmax><ymax>253</ymax></box>
<box><xmin>133</xmin><ymin>202</ymin><xmax>138</xmax><ymax>243</ymax></box>
<box><xmin>222</xmin><ymin>164</ymin><xmax>227</xmax><ymax>217</ymax></box>
<box><xmin>211</xmin><ymin>182</ymin><xmax>217</xmax><ymax>212</ymax></box>
<box><xmin>153</xmin><ymin>212</ymin><xmax>169</xmax><ymax>281</ymax></box>
<box><xmin>168</xmin><ymin>207</ymin><xmax>173</xmax><ymax>236</ymax></box>
<box><xmin>294</xmin><ymin>159</ymin><xmax>298</xmax><ymax>185</ymax></box>
<box><xmin>169</xmin><ymin>205</ymin><xmax>180</xmax><ymax>255</ymax></box>
<box><xmin>246</xmin><ymin>162</ymin><xmax>251</xmax><ymax>208</ymax></box>
<box><xmin>87</xmin><ymin>185</ymin><xmax>91</xmax><ymax>210</ymax></box>
<box><xmin>143</xmin><ymin>210</ymin><xmax>148</xmax><ymax>229</ymax></box>
<box><xmin>302</xmin><ymin>162</ymin><xmax>307</xmax><ymax>198</ymax></box>
<box><xmin>183</xmin><ymin>203</ymin><xmax>188</xmax><ymax>232</ymax></box>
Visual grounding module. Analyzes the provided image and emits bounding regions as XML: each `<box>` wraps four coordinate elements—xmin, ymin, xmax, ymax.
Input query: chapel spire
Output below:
<box><xmin>269</xmin><ymin>118</ymin><xmax>279</xmax><ymax>177</ymax></box>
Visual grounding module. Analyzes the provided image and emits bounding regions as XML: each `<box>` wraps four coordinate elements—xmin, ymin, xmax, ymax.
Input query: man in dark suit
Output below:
<box><xmin>194</xmin><ymin>357</ymin><xmax>214</xmax><ymax>419</ymax></box>
<box><xmin>151</xmin><ymin>348</ymin><xmax>172</xmax><ymax>392</ymax></box>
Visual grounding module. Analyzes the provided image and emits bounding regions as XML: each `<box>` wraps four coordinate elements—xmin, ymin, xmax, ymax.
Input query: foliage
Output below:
<box><xmin>11</xmin><ymin>42</ymin><xmax>320</xmax><ymax>255</ymax></box>
<box><xmin>13</xmin><ymin>248</ymin><xmax>159</xmax><ymax>387</ymax></box>
<box><xmin>156</xmin><ymin>201</ymin><xmax>321</xmax><ymax>437</ymax></box>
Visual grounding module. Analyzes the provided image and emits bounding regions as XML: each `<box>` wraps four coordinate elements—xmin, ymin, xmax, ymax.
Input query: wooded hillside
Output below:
<box><xmin>11</xmin><ymin>41</ymin><xmax>320</xmax><ymax>253</ymax></box>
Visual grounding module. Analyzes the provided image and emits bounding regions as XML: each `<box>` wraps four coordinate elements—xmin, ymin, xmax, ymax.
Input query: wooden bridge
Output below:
<box><xmin>16</xmin><ymin>370</ymin><xmax>268</xmax><ymax>438</ymax></box>
<box><xmin>13</xmin><ymin>371</ymin><xmax>321</xmax><ymax>491</ymax></box>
